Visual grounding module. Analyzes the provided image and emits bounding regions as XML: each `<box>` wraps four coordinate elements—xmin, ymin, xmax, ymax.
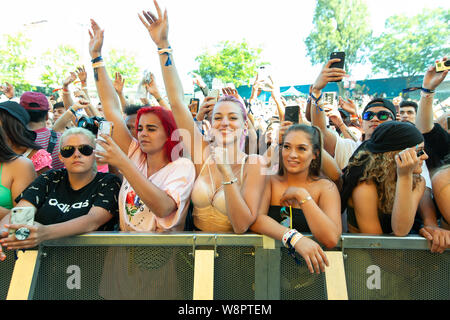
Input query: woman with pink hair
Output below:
<box><xmin>88</xmin><ymin>19</ymin><xmax>195</xmax><ymax>233</ymax></box>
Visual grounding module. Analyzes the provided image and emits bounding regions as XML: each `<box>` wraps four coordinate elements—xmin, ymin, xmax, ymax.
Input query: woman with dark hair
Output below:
<box><xmin>137</xmin><ymin>1</ymin><xmax>267</xmax><ymax>233</ymax></box>
<box><xmin>88</xmin><ymin>20</ymin><xmax>195</xmax><ymax>232</ymax></box>
<box><xmin>0</xmin><ymin>127</ymin><xmax>36</xmax><ymax>223</ymax></box>
<box><xmin>0</xmin><ymin>101</ymin><xmax>52</xmax><ymax>175</ymax></box>
<box><xmin>250</xmin><ymin>124</ymin><xmax>342</xmax><ymax>274</ymax></box>
<box><xmin>341</xmin><ymin>121</ymin><xmax>428</xmax><ymax>236</ymax></box>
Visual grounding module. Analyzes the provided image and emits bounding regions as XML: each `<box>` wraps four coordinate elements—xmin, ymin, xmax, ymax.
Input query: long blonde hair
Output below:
<box><xmin>348</xmin><ymin>150</ymin><xmax>421</xmax><ymax>213</ymax></box>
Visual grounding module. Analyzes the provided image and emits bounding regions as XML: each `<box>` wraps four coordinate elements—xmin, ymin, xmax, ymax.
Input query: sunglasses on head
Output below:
<box><xmin>60</xmin><ymin>145</ymin><xmax>94</xmax><ymax>158</ymax></box>
<box><xmin>362</xmin><ymin>110</ymin><xmax>393</xmax><ymax>121</ymax></box>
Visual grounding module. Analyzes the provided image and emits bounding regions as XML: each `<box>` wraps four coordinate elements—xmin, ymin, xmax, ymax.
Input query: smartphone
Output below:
<box><xmin>96</xmin><ymin>121</ymin><xmax>114</xmax><ymax>153</ymax></box>
<box><xmin>285</xmin><ymin>105</ymin><xmax>300</xmax><ymax>123</ymax></box>
<box><xmin>329</xmin><ymin>52</ymin><xmax>345</xmax><ymax>70</ymax></box>
<box><xmin>208</xmin><ymin>89</ymin><xmax>220</xmax><ymax>102</ymax></box>
<box><xmin>9</xmin><ymin>207</ymin><xmax>36</xmax><ymax>237</ymax></box>
<box><xmin>323</xmin><ymin>92</ymin><xmax>337</xmax><ymax>107</ymax></box>
<box><xmin>436</xmin><ymin>60</ymin><xmax>450</xmax><ymax>73</ymax></box>
<box><xmin>189</xmin><ymin>98</ymin><xmax>200</xmax><ymax>114</ymax></box>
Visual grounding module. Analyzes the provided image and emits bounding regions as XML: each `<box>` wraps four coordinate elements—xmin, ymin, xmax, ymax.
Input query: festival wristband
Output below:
<box><xmin>158</xmin><ymin>47</ymin><xmax>173</xmax><ymax>66</ymax></box>
<box><xmin>282</xmin><ymin>229</ymin><xmax>298</xmax><ymax>247</ymax></box>
<box><xmin>91</xmin><ymin>56</ymin><xmax>103</xmax><ymax>63</ymax></box>
<box><xmin>92</xmin><ymin>61</ymin><xmax>105</xmax><ymax>69</ymax></box>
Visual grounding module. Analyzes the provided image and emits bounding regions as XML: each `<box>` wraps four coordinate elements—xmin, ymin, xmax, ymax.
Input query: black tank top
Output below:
<box><xmin>267</xmin><ymin>205</ymin><xmax>311</xmax><ymax>233</ymax></box>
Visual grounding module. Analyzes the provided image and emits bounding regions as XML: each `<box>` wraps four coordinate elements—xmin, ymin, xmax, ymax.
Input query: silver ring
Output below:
<box><xmin>15</xmin><ymin>227</ymin><xmax>30</xmax><ymax>241</ymax></box>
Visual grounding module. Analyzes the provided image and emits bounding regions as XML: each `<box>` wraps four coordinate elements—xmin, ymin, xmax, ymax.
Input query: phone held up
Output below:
<box><xmin>285</xmin><ymin>105</ymin><xmax>300</xmax><ymax>124</ymax></box>
<box><xmin>329</xmin><ymin>52</ymin><xmax>345</xmax><ymax>82</ymax></box>
<box><xmin>189</xmin><ymin>98</ymin><xmax>200</xmax><ymax>114</ymax></box>
<box><xmin>436</xmin><ymin>60</ymin><xmax>450</xmax><ymax>73</ymax></box>
<box><xmin>95</xmin><ymin>121</ymin><xmax>114</xmax><ymax>153</ymax></box>
<box><xmin>208</xmin><ymin>89</ymin><xmax>220</xmax><ymax>103</ymax></box>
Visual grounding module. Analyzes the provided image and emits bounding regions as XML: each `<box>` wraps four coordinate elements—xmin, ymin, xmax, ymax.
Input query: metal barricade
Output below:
<box><xmin>1</xmin><ymin>233</ymin><xmax>449</xmax><ymax>300</ymax></box>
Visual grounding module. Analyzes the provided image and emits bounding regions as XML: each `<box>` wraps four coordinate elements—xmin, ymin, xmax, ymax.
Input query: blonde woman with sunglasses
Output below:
<box><xmin>0</xmin><ymin>128</ymin><xmax>121</xmax><ymax>259</ymax></box>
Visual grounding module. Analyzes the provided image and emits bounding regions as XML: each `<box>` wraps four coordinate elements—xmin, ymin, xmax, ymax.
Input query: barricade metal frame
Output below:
<box><xmin>2</xmin><ymin>233</ymin><xmax>448</xmax><ymax>300</ymax></box>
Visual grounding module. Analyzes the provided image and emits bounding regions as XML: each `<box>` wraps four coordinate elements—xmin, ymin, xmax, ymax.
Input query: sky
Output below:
<box><xmin>1</xmin><ymin>0</ymin><xmax>449</xmax><ymax>94</ymax></box>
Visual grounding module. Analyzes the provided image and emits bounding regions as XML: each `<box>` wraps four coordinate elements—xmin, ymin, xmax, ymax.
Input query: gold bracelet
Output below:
<box><xmin>299</xmin><ymin>195</ymin><xmax>312</xmax><ymax>205</ymax></box>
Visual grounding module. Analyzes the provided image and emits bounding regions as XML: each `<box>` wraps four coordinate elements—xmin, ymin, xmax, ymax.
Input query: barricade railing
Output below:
<box><xmin>1</xmin><ymin>233</ymin><xmax>448</xmax><ymax>300</ymax></box>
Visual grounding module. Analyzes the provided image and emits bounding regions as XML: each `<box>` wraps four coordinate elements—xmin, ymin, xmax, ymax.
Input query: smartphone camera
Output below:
<box><xmin>436</xmin><ymin>60</ymin><xmax>450</xmax><ymax>73</ymax></box>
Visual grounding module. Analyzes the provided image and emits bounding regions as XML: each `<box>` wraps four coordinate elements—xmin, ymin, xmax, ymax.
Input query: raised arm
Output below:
<box><xmin>144</xmin><ymin>73</ymin><xmax>170</xmax><ymax>110</ymax></box>
<box><xmin>52</xmin><ymin>99</ymin><xmax>89</xmax><ymax>132</ymax></box>
<box><xmin>310</xmin><ymin>60</ymin><xmax>346</xmax><ymax>156</ymax></box>
<box><xmin>416</xmin><ymin>57</ymin><xmax>448</xmax><ymax>133</ymax></box>
<box><xmin>113</xmin><ymin>72</ymin><xmax>128</xmax><ymax>111</ymax></box>
<box><xmin>138</xmin><ymin>0</ymin><xmax>207</xmax><ymax>160</ymax></box>
<box><xmin>61</xmin><ymin>72</ymin><xmax>77</xmax><ymax>109</ymax></box>
<box><xmin>88</xmin><ymin>19</ymin><xmax>132</xmax><ymax>154</ymax></box>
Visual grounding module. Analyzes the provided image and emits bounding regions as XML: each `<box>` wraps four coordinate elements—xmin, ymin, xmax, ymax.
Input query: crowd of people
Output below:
<box><xmin>0</xmin><ymin>0</ymin><xmax>449</xmax><ymax>277</ymax></box>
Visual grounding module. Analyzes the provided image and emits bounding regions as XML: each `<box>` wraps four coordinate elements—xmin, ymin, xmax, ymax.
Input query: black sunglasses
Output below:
<box><xmin>416</xmin><ymin>149</ymin><xmax>425</xmax><ymax>157</ymax></box>
<box><xmin>60</xmin><ymin>145</ymin><xmax>94</xmax><ymax>158</ymax></box>
<box><xmin>362</xmin><ymin>111</ymin><xmax>393</xmax><ymax>121</ymax></box>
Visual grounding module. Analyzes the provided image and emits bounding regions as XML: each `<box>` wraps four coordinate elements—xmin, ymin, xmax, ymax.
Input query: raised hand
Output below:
<box><xmin>191</xmin><ymin>72</ymin><xmax>206</xmax><ymax>88</ymax></box>
<box><xmin>76</xmin><ymin>65</ymin><xmax>87</xmax><ymax>84</ymax></box>
<box><xmin>88</xmin><ymin>19</ymin><xmax>104</xmax><ymax>59</ymax></box>
<box><xmin>72</xmin><ymin>98</ymin><xmax>90</xmax><ymax>112</ymax></box>
<box><xmin>338</xmin><ymin>96</ymin><xmax>357</xmax><ymax>116</ymax></box>
<box><xmin>312</xmin><ymin>59</ymin><xmax>347</xmax><ymax>92</ymax></box>
<box><xmin>325</xmin><ymin>106</ymin><xmax>344</xmax><ymax>127</ymax></box>
<box><xmin>95</xmin><ymin>133</ymin><xmax>130</xmax><ymax>169</ymax></box>
<box><xmin>0</xmin><ymin>82</ymin><xmax>14</xmax><ymax>99</ymax></box>
<box><xmin>113</xmin><ymin>72</ymin><xmax>125</xmax><ymax>94</ymax></box>
<box><xmin>144</xmin><ymin>73</ymin><xmax>160</xmax><ymax>97</ymax></box>
<box><xmin>423</xmin><ymin>57</ymin><xmax>448</xmax><ymax>91</ymax></box>
<box><xmin>278</xmin><ymin>120</ymin><xmax>293</xmax><ymax>141</ymax></box>
<box><xmin>138</xmin><ymin>0</ymin><xmax>169</xmax><ymax>47</ymax></box>
<box><xmin>196</xmin><ymin>96</ymin><xmax>216</xmax><ymax>121</ymax></box>
<box><xmin>63</xmin><ymin>72</ymin><xmax>77</xmax><ymax>87</ymax></box>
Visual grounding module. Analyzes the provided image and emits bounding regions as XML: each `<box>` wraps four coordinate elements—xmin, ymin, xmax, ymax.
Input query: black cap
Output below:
<box><xmin>362</xmin><ymin>98</ymin><xmax>397</xmax><ymax>120</ymax></box>
<box><xmin>365</xmin><ymin>121</ymin><xmax>423</xmax><ymax>154</ymax></box>
<box><xmin>0</xmin><ymin>101</ymin><xmax>31</xmax><ymax>127</ymax></box>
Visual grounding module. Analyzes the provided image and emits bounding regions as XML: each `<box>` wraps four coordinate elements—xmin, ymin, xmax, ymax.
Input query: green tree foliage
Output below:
<box><xmin>305</xmin><ymin>0</ymin><xmax>373</xmax><ymax>73</ymax></box>
<box><xmin>194</xmin><ymin>40</ymin><xmax>266</xmax><ymax>88</ymax></box>
<box><xmin>370</xmin><ymin>8</ymin><xmax>450</xmax><ymax>77</ymax></box>
<box><xmin>40</xmin><ymin>45</ymin><xmax>80</xmax><ymax>88</ymax></box>
<box><xmin>105</xmin><ymin>49</ymin><xmax>140</xmax><ymax>86</ymax></box>
<box><xmin>0</xmin><ymin>32</ymin><xmax>35</xmax><ymax>92</ymax></box>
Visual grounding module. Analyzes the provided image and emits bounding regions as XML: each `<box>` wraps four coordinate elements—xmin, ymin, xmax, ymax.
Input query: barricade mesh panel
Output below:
<box><xmin>280</xmin><ymin>248</ymin><xmax>327</xmax><ymax>300</ymax></box>
<box><xmin>344</xmin><ymin>248</ymin><xmax>450</xmax><ymax>300</ymax></box>
<box><xmin>0</xmin><ymin>250</ymin><xmax>16</xmax><ymax>300</ymax></box>
<box><xmin>214</xmin><ymin>246</ymin><xmax>255</xmax><ymax>300</ymax></box>
<box><xmin>33</xmin><ymin>246</ymin><xmax>194</xmax><ymax>300</ymax></box>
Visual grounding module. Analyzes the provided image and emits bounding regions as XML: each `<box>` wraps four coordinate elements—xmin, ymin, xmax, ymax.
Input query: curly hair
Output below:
<box><xmin>348</xmin><ymin>150</ymin><xmax>422</xmax><ymax>214</ymax></box>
